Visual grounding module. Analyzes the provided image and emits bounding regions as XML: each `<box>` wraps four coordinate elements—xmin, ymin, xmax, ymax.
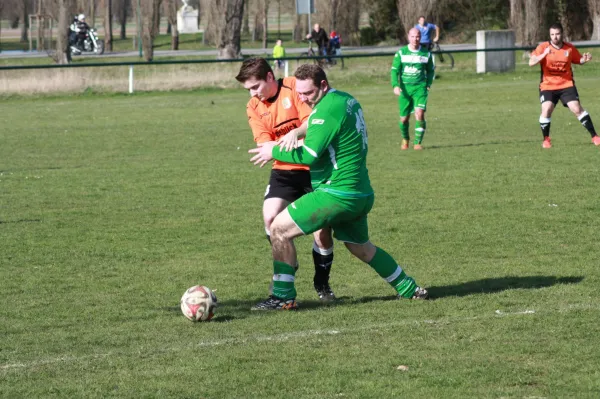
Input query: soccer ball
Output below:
<box><xmin>180</xmin><ymin>285</ymin><xmax>217</xmax><ymax>322</ymax></box>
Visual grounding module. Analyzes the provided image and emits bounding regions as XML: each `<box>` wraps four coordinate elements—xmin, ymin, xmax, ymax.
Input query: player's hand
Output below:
<box><xmin>278</xmin><ymin>130</ymin><xmax>303</xmax><ymax>151</ymax></box>
<box><xmin>393</xmin><ymin>87</ymin><xmax>401</xmax><ymax>96</ymax></box>
<box><xmin>249</xmin><ymin>142</ymin><xmax>276</xmax><ymax>167</ymax></box>
<box><xmin>256</xmin><ymin>140</ymin><xmax>276</xmax><ymax>148</ymax></box>
<box><xmin>543</xmin><ymin>47</ymin><xmax>551</xmax><ymax>56</ymax></box>
<box><xmin>426</xmin><ymin>86</ymin><xmax>431</xmax><ymax>91</ymax></box>
<box><xmin>582</xmin><ymin>52</ymin><xmax>592</xmax><ymax>63</ymax></box>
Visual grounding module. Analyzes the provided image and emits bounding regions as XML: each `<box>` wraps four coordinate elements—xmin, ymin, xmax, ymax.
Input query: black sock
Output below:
<box><xmin>312</xmin><ymin>249</ymin><xmax>333</xmax><ymax>287</ymax></box>
<box><xmin>579</xmin><ymin>113</ymin><xmax>597</xmax><ymax>137</ymax></box>
<box><xmin>539</xmin><ymin>117</ymin><xmax>551</xmax><ymax>138</ymax></box>
<box><xmin>266</xmin><ymin>233</ymin><xmax>271</xmax><ymax>244</ymax></box>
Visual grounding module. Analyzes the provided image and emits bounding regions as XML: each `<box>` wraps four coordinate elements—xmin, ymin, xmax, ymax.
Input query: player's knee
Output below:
<box><xmin>263</xmin><ymin>214</ymin><xmax>276</xmax><ymax>230</ymax></box>
<box><xmin>314</xmin><ymin>228</ymin><xmax>333</xmax><ymax>248</ymax></box>
<box><xmin>344</xmin><ymin>241</ymin><xmax>375</xmax><ymax>263</ymax></box>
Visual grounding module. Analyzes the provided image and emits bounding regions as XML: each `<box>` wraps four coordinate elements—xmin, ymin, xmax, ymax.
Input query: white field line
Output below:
<box><xmin>1</xmin><ymin>304</ymin><xmax>598</xmax><ymax>372</ymax></box>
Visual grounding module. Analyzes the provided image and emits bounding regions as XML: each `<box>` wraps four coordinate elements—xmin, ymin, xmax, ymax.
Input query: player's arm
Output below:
<box><xmin>272</xmin><ymin>116</ymin><xmax>339</xmax><ymax>166</ymax></box>
<box><xmin>572</xmin><ymin>47</ymin><xmax>590</xmax><ymax>64</ymax></box>
<box><xmin>391</xmin><ymin>52</ymin><xmax>402</xmax><ymax>95</ymax></box>
<box><xmin>433</xmin><ymin>25</ymin><xmax>440</xmax><ymax>43</ymax></box>
<box><xmin>529</xmin><ymin>45</ymin><xmax>550</xmax><ymax>66</ymax></box>
<box><xmin>278</xmin><ymin>120</ymin><xmax>308</xmax><ymax>151</ymax></box>
<box><xmin>247</xmin><ymin>106</ymin><xmax>274</xmax><ymax>146</ymax></box>
<box><xmin>426</xmin><ymin>53</ymin><xmax>435</xmax><ymax>89</ymax></box>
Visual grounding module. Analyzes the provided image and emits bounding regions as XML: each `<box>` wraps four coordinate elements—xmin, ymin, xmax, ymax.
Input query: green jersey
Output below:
<box><xmin>271</xmin><ymin>89</ymin><xmax>373</xmax><ymax>198</ymax></box>
<box><xmin>390</xmin><ymin>45</ymin><xmax>434</xmax><ymax>89</ymax></box>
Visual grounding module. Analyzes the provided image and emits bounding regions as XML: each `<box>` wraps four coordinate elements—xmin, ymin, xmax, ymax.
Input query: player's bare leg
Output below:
<box><xmin>567</xmin><ymin>100</ymin><xmax>600</xmax><ymax>145</ymax></box>
<box><xmin>344</xmin><ymin>241</ymin><xmax>428</xmax><ymax>300</ymax></box>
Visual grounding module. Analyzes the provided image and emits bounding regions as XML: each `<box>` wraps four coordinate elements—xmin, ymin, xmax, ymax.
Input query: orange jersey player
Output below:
<box><xmin>245</xmin><ymin>76</ymin><xmax>312</xmax><ymax>171</ymax></box>
<box><xmin>529</xmin><ymin>23</ymin><xmax>598</xmax><ymax>148</ymax></box>
<box><xmin>235</xmin><ymin>58</ymin><xmax>336</xmax><ymax>302</ymax></box>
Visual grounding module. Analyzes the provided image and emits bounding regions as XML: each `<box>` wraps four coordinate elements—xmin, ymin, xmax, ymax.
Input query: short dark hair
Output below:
<box><xmin>294</xmin><ymin>64</ymin><xmax>328</xmax><ymax>88</ymax></box>
<box><xmin>235</xmin><ymin>58</ymin><xmax>273</xmax><ymax>83</ymax></box>
<box><xmin>418</xmin><ymin>16</ymin><xmax>426</xmax><ymax>20</ymax></box>
<box><xmin>549</xmin><ymin>23</ymin><xmax>563</xmax><ymax>33</ymax></box>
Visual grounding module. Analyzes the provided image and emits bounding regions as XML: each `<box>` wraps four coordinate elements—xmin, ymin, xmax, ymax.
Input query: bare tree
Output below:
<box><xmin>396</xmin><ymin>0</ymin><xmax>439</xmax><ymax>37</ymax></box>
<box><xmin>114</xmin><ymin>0</ymin><xmax>129</xmax><ymax>39</ymax></box>
<box><xmin>213</xmin><ymin>0</ymin><xmax>244</xmax><ymax>59</ymax></box>
<box><xmin>590</xmin><ymin>0</ymin><xmax>600</xmax><ymax>40</ymax></box>
<box><xmin>242</xmin><ymin>0</ymin><xmax>250</xmax><ymax>35</ymax></box>
<box><xmin>140</xmin><ymin>0</ymin><xmax>161</xmax><ymax>60</ymax></box>
<box><xmin>261</xmin><ymin>0</ymin><xmax>269</xmax><ymax>48</ymax></box>
<box><xmin>20</xmin><ymin>0</ymin><xmax>31</xmax><ymax>42</ymax></box>
<box><xmin>164</xmin><ymin>0</ymin><xmax>178</xmax><ymax>49</ymax></box>
<box><xmin>55</xmin><ymin>0</ymin><xmax>75</xmax><ymax>63</ymax></box>
<box><xmin>103</xmin><ymin>0</ymin><xmax>113</xmax><ymax>51</ymax></box>
<box><xmin>510</xmin><ymin>0</ymin><xmax>547</xmax><ymax>46</ymax></box>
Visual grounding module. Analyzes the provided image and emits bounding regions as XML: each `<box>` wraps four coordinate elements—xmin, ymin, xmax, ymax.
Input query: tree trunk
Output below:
<box><xmin>165</xmin><ymin>0</ymin><xmax>178</xmax><ymax>50</ymax></box>
<box><xmin>261</xmin><ymin>0</ymin><xmax>269</xmax><ymax>48</ymax></box>
<box><xmin>36</xmin><ymin>0</ymin><xmax>42</xmax><ymax>50</ymax></box>
<box><xmin>242</xmin><ymin>0</ymin><xmax>250</xmax><ymax>35</ymax></box>
<box><xmin>141</xmin><ymin>0</ymin><xmax>161</xmax><ymax>61</ymax></box>
<box><xmin>119</xmin><ymin>0</ymin><xmax>128</xmax><ymax>39</ymax></box>
<box><xmin>293</xmin><ymin>11</ymin><xmax>302</xmax><ymax>42</ymax></box>
<box><xmin>89</xmin><ymin>0</ymin><xmax>96</xmax><ymax>28</ymax></box>
<box><xmin>20</xmin><ymin>0</ymin><xmax>29</xmax><ymax>42</ymax></box>
<box><xmin>329</xmin><ymin>0</ymin><xmax>339</xmax><ymax>31</ymax></box>
<box><xmin>56</xmin><ymin>0</ymin><xmax>73</xmax><ymax>64</ymax></box>
<box><xmin>104</xmin><ymin>0</ymin><xmax>113</xmax><ymax>51</ymax></box>
<box><xmin>216</xmin><ymin>0</ymin><xmax>244</xmax><ymax>59</ymax></box>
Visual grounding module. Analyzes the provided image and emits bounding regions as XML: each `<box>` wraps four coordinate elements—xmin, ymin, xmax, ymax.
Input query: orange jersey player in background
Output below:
<box><xmin>529</xmin><ymin>23</ymin><xmax>599</xmax><ymax>148</ymax></box>
<box><xmin>236</xmin><ymin>58</ymin><xmax>337</xmax><ymax>302</ymax></box>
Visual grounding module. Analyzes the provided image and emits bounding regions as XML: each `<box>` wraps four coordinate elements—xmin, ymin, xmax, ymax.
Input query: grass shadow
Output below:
<box><xmin>427</xmin><ymin>275</ymin><xmax>584</xmax><ymax>299</ymax></box>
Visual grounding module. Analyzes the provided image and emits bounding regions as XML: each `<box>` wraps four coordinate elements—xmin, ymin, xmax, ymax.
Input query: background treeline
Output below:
<box><xmin>2</xmin><ymin>0</ymin><xmax>599</xmax><ymax>63</ymax></box>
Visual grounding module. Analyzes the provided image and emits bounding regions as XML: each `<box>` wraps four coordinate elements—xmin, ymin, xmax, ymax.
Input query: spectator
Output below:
<box><xmin>306</xmin><ymin>23</ymin><xmax>329</xmax><ymax>57</ymax></box>
<box><xmin>272</xmin><ymin>39</ymin><xmax>286</xmax><ymax>71</ymax></box>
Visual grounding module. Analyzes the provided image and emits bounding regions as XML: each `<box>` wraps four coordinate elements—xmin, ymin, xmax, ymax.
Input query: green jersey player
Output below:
<box><xmin>391</xmin><ymin>28</ymin><xmax>435</xmax><ymax>150</ymax></box>
<box><xmin>249</xmin><ymin>64</ymin><xmax>428</xmax><ymax>310</ymax></box>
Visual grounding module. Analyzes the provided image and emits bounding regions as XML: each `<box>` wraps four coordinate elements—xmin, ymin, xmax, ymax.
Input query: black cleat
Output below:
<box><xmin>251</xmin><ymin>296</ymin><xmax>298</xmax><ymax>311</ymax></box>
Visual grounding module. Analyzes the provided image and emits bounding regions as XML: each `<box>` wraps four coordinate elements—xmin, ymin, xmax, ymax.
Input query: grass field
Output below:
<box><xmin>1</xmin><ymin>62</ymin><xmax>600</xmax><ymax>398</ymax></box>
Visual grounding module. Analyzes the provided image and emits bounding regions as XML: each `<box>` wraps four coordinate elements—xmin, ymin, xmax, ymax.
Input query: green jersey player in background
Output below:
<box><xmin>249</xmin><ymin>64</ymin><xmax>428</xmax><ymax>310</ymax></box>
<box><xmin>391</xmin><ymin>28</ymin><xmax>435</xmax><ymax>150</ymax></box>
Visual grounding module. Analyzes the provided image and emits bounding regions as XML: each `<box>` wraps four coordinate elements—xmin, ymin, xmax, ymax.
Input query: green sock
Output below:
<box><xmin>272</xmin><ymin>261</ymin><xmax>297</xmax><ymax>300</ymax></box>
<box><xmin>368</xmin><ymin>247</ymin><xmax>417</xmax><ymax>298</ymax></box>
<box><xmin>414</xmin><ymin>120</ymin><xmax>426</xmax><ymax>144</ymax></box>
<box><xmin>399</xmin><ymin>121</ymin><xmax>410</xmax><ymax>140</ymax></box>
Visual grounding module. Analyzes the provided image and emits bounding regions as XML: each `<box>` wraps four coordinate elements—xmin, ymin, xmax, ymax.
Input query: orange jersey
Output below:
<box><xmin>532</xmin><ymin>41</ymin><xmax>583</xmax><ymax>91</ymax></box>
<box><xmin>246</xmin><ymin>77</ymin><xmax>312</xmax><ymax>171</ymax></box>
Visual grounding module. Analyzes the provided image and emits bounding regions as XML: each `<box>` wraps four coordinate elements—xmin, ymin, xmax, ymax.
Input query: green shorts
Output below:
<box><xmin>287</xmin><ymin>189</ymin><xmax>375</xmax><ymax>244</ymax></box>
<box><xmin>399</xmin><ymin>84</ymin><xmax>428</xmax><ymax>117</ymax></box>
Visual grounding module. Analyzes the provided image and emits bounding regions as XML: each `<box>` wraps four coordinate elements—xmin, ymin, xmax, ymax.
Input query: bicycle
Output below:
<box><xmin>300</xmin><ymin>40</ymin><xmax>344</xmax><ymax>69</ymax></box>
<box><xmin>430</xmin><ymin>42</ymin><xmax>454</xmax><ymax>69</ymax></box>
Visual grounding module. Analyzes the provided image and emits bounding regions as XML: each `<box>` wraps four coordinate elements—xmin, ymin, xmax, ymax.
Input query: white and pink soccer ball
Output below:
<box><xmin>180</xmin><ymin>285</ymin><xmax>217</xmax><ymax>322</ymax></box>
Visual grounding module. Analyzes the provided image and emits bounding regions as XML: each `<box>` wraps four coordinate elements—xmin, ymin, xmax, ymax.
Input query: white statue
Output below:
<box><xmin>177</xmin><ymin>0</ymin><xmax>199</xmax><ymax>33</ymax></box>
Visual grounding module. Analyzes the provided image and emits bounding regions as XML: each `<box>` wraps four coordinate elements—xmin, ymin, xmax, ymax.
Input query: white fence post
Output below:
<box><xmin>284</xmin><ymin>60</ymin><xmax>289</xmax><ymax>77</ymax></box>
<box><xmin>128</xmin><ymin>65</ymin><xmax>134</xmax><ymax>93</ymax></box>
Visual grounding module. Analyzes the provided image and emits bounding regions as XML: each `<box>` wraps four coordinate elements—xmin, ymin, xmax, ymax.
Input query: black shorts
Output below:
<box><xmin>540</xmin><ymin>86</ymin><xmax>579</xmax><ymax>107</ymax></box>
<box><xmin>421</xmin><ymin>42</ymin><xmax>434</xmax><ymax>51</ymax></box>
<box><xmin>264</xmin><ymin>169</ymin><xmax>312</xmax><ymax>202</ymax></box>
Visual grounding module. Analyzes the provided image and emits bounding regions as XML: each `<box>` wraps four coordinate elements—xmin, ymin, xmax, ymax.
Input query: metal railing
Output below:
<box><xmin>2</xmin><ymin>44</ymin><xmax>600</xmax><ymax>93</ymax></box>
